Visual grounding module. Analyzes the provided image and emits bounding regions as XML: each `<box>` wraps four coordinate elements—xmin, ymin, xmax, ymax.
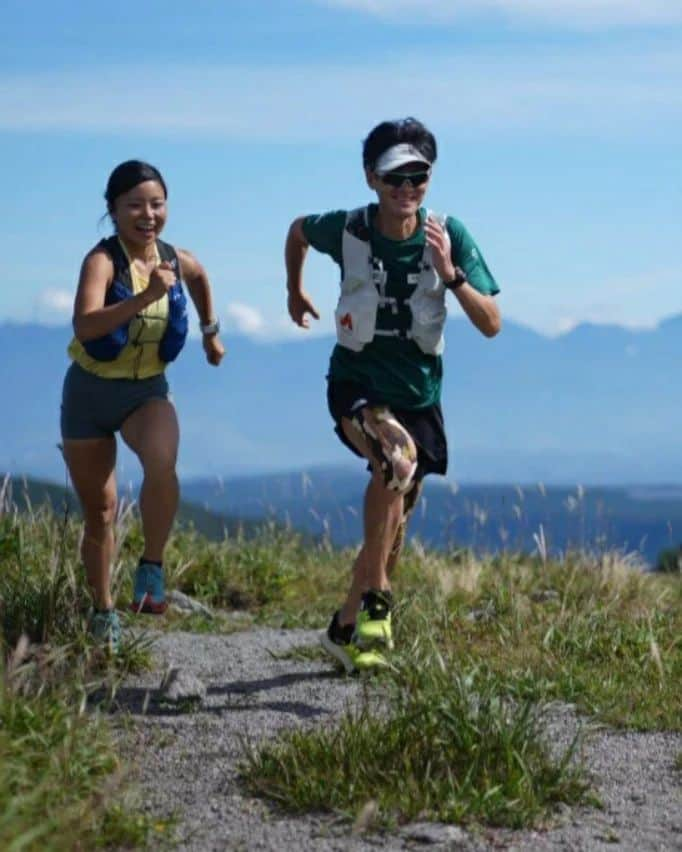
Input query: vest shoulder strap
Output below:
<box><xmin>424</xmin><ymin>208</ymin><xmax>447</xmax><ymax>228</ymax></box>
<box><xmin>345</xmin><ymin>207</ymin><xmax>371</xmax><ymax>242</ymax></box>
<box><xmin>99</xmin><ymin>237</ymin><xmax>132</xmax><ymax>290</ymax></box>
<box><xmin>345</xmin><ymin>207</ymin><xmax>447</xmax><ymax>241</ymax></box>
<box><xmin>156</xmin><ymin>238</ymin><xmax>180</xmax><ymax>277</ymax></box>
<box><xmin>98</xmin><ymin>237</ymin><xmax>181</xmax><ymax>288</ymax></box>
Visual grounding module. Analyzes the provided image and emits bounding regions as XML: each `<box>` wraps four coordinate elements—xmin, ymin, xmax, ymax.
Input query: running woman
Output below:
<box><xmin>61</xmin><ymin>160</ymin><xmax>225</xmax><ymax>651</ymax></box>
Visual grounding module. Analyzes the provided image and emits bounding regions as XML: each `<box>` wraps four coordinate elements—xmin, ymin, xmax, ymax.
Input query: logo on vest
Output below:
<box><xmin>340</xmin><ymin>313</ymin><xmax>353</xmax><ymax>331</ymax></box>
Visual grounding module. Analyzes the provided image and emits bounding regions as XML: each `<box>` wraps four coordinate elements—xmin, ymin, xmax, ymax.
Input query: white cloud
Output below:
<box><xmin>320</xmin><ymin>0</ymin><xmax>682</xmax><ymax>27</ymax></box>
<box><xmin>555</xmin><ymin>316</ymin><xmax>579</xmax><ymax>335</ymax></box>
<box><xmin>222</xmin><ymin>301</ymin><xmax>336</xmax><ymax>341</ymax></box>
<box><xmin>0</xmin><ymin>46</ymin><xmax>680</xmax><ymax>141</ymax></box>
<box><xmin>34</xmin><ymin>288</ymin><xmax>72</xmax><ymax>324</ymax></box>
<box><xmin>224</xmin><ymin>302</ymin><xmax>267</xmax><ymax>336</ymax></box>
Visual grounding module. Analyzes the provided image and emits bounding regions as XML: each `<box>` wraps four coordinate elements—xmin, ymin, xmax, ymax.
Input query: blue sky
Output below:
<box><xmin>1</xmin><ymin>0</ymin><xmax>680</xmax><ymax>339</ymax></box>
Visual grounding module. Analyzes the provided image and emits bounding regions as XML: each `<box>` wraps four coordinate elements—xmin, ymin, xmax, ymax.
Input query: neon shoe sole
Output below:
<box><xmin>354</xmin><ymin>612</ymin><xmax>394</xmax><ymax>651</ymax></box>
<box><xmin>320</xmin><ymin>632</ymin><xmax>388</xmax><ymax>674</ymax></box>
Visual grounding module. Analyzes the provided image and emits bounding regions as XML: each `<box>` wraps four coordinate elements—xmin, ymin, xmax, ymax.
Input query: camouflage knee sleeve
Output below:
<box><xmin>350</xmin><ymin>406</ymin><xmax>418</xmax><ymax>494</ymax></box>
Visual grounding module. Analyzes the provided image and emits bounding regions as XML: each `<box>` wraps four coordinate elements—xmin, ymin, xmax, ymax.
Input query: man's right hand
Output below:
<box><xmin>287</xmin><ymin>289</ymin><xmax>320</xmax><ymax>329</ymax></box>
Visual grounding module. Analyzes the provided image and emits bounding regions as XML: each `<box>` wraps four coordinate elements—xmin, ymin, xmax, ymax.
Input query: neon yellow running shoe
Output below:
<box><xmin>353</xmin><ymin>589</ymin><xmax>394</xmax><ymax>651</ymax></box>
<box><xmin>320</xmin><ymin>611</ymin><xmax>388</xmax><ymax>674</ymax></box>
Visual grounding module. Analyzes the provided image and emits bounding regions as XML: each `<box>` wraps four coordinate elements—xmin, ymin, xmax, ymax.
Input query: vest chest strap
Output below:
<box><xmin>378</xmin><ymin>295</ymin><xmax>400</xmax><ymax>314</ymax></box>
<box><xmin>374</xmin><ymin>328</ymin><xmax>412</xmax><ymax>340</ymax></box>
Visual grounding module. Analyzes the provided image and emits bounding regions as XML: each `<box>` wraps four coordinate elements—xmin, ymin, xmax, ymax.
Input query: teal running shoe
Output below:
<box><xmin>353</xmin><ymin>589</ymin><xmax>394</xmax><ymax>651</ymax></box>
<box><xmin>320</xmin><ymin>610</ymin><xmax>388</xmax><ymax>674</ymax></box>
<box><xmin>131</xmin><ymin>561</ymin><xmax>168</xmax><ymax>614</ymax></box>
<box><xmin>89</xmin><ymin>609</ymin><xmax>121</xmax><ymax>654</ymax></box>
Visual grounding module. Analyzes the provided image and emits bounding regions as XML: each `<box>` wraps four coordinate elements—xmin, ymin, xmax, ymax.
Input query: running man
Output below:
<box><xmin>285</xmin><ymin>118</ymin><xmax>501</xmax><ymax>672</ymax></box>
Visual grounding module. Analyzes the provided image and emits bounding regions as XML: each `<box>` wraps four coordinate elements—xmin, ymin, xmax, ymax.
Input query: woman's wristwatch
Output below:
<box><xmin>443</xmin><ymin>266</ymin><xmax>468</xmax><ymax>291</ymax></box>
<box><xmin>200</xmin><ymin>318</ymin><xmax>221</xmax><ymax>335</ymax></box>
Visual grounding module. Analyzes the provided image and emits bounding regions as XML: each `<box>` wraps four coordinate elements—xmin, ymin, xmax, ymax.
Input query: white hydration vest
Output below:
<box><xmin>335</xmin><ymin>206</ymin><xmax>447</xmax><ymax>356</ymax></box>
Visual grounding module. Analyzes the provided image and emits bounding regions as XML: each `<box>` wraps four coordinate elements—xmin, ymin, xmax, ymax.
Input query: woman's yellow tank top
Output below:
<box><xmin>68</xmin><ymin>239</ymin><xmax>170</xmax><ymax>380</ymax></box>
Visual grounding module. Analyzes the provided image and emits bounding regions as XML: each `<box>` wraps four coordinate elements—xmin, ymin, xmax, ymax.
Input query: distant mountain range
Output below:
<box><xmin>6</xmin><ymin>470</ymin><xmax>681</xmax><ymax>567</ymax></box>
<box><xmin>182</xmin><ymin>467</ymin><xmax>682</xmax><ymax>566</ymax></box>
<box><xmin>0</xmin><ymin>474</ymin><xmax>262</xmax><ymax>541</ymax></box>
<box><xmin>2</xmin><ymin>316</ymin><xmax>682</xmax><ymax>484</ymax></box>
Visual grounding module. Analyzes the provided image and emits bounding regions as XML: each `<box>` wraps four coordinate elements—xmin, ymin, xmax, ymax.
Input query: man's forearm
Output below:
<box><xmin>285</xmin><ymin>219</ymin><xmax>309</xmax><ymax>293</ymax></box>
<box><xmin>453</xmin><ymin>285</ymin><xmax>501</xmax><ymax>338</ymax></box>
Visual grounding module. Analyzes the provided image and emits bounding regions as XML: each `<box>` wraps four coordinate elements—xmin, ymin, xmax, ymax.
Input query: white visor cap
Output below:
<box><xmin>373</xmin><ymin>143</ymin><xmax>432</xmax><ymax>175</ymax></box>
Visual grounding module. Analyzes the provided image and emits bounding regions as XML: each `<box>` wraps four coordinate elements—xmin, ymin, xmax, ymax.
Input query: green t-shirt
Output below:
<box><xmin>302</xmin><ymin>205</ymin><xmax>499</xmax><ymax>410</ymax></box>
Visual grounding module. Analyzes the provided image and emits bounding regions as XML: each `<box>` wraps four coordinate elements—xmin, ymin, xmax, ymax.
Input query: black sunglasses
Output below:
<box><xmin>379</xmin><ymin>170</ymin><xmax>431</xmax><ymax>188</ymax></box>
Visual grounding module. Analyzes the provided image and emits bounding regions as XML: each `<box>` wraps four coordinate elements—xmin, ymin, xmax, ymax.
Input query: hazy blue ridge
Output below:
<box><xmin>1</xmin><ymin>317</ymin><xmax>681</xmax><ymax>485</ymax></box>
<box><xmin>0</xmin><ymin>474</ymin><xmax>265</xmax><ymax>541</ymax></box>
<box><xmin>181</xmin><ymin>468</ymin><xmax>682</xmax><ymax>567</ymax></box>
<box><xmin>4</xmin><ymin>470</ymin><xmax>680</xmax><ymax>566</ymax></box>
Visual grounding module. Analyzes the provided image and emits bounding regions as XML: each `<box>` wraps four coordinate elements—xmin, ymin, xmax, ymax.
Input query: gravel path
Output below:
<box><xmin>112</xmin><ymin>628</ymin><xmax>682</xmax><ymax>851</ymax></box>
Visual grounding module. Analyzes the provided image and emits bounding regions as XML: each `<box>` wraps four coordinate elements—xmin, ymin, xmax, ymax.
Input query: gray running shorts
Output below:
<box><xmin>60</xmin><ymin>362</ymin><xmax>171</xmax><ymax>440</ymax></box>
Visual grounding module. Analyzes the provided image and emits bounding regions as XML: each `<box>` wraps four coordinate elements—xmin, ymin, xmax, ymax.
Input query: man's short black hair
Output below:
<box><xmin>362</xmin><ymin>118</ymin><xmax>437</xmax><ymax>171</ymax></box>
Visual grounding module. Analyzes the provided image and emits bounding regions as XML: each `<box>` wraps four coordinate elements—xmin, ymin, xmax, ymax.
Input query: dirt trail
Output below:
<box><xmin>114</xmin><ymin>629</ymin><xmax>682</xmax><ymax>851</ymax></box>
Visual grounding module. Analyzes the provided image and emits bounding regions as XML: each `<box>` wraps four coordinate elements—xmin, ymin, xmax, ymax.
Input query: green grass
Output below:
<box><xmin>2</xmin><ymin>481</ymin><xmax>680</xmax><ymax>844</ymax></box>
<box><xmin>243</xmin><ymin>650</ymin><xmax>589</xmax><ymax>829</ymax></box>
<box><xmin>239</xmin><ymin>546</ymin><xmax>679</xmax><ymax>831</ymax></box>
<box><xmin>0</xmin><ymin>646</ymin><xmax>168</xmax><ymax>851</ymax></box>
<box><xmin>0</xmin><ymin>492</ymin><xmax>159</xmax><ymax>849</ymax></box>
<box><xmin>0</xmin><ymin>499</ymin><xmax>85</xmax><ymax>646</ymax></box>
<box><xmin>158</xmin><ymin>525</ymin><xmax>681</xmax><ymax>731</ymax></box>
<box><xmin>161</xmin><ymin>608</ymin><xmax>252</xmax><ymax>634</ymax></box>
<box><xmin>404</xmin><ymin>550</ymin><xmax>682</xmax><ymax>731</ymax></box>
<box><xmin>267</xmin><ymin>644</ymin><xmax>328</xmax><ymax>663</ymax></box>
<box><xmin>159</xmin><ymin>522</ymin><xmax>348</xmax><ymax>625</ymax></box>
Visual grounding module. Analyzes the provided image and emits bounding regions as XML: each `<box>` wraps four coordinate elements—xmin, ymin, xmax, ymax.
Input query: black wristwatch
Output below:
<box><xmin>443</xmin><ymin>266</ymin><xmax>467</xmax><ymax>291</ymax></box>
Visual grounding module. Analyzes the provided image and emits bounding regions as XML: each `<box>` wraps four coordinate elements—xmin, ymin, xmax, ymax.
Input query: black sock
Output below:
<box><xmin>364</xmin><ymin>588</ymin><xmax>393</xmax><ymax>608</ymax></box>
<box><xmin>331</xmin><ymin>611</ymin><xmax>355</xmax><ymax>644</ymax></box>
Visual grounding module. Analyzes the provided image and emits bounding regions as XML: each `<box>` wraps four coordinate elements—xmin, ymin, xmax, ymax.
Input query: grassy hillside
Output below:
<box><xmin>1</xmin><ymin>492</ymin><xmax>680</xmax><ymax>847</ymax></box>
<box><xmin>182</xmin><ymin>471</ymin><xmax>682</xmax><ymax>566</ymax></box>
<box><xmin>1</xmin><ymin>473</ymin><xmax>263</xmax><ymax>541</ymax></box>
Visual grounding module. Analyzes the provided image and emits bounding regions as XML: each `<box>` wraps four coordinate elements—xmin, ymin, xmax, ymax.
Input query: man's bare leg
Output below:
<box><xmin>386</xmin><ymin>478</ymin><xmax>423</xmax><ymax>577</ymax></box>
<box><xmin>336</xmin><ymin>408</ymin><xmax>418</xmax><ymax>627</ymax></box>
<box><xmin>339</xmin><ymin>470</ymin><xmax>404</xmax><ymax>626</ymax></box>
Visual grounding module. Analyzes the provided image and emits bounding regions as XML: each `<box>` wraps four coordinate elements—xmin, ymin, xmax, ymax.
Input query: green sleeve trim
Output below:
<box><xmin>302</xmin><ymin>210</ymin><xmax>347</xmax><ymax>265</ymax></box>
<box><xmin>446</xmin><ymin>216</ymin><xmax>500</xmax><ymax>296</ymax></box>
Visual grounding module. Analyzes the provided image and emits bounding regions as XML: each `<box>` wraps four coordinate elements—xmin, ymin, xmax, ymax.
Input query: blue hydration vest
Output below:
<box><xmin>83</xmin><ymin>236</ymin><xmax>188</xmax><ymax>363</ymax></box>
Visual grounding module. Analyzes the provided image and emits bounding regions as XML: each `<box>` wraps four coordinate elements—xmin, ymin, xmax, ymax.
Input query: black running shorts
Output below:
<box><xmin>327</xmin><ymin>379</ymin><xmax>448</xmax><ymax>478</ymax></box>
<box><xmin>60</xmin><ymin>362</ymin><xmax>171</xmax><ymax>440</ymax></box>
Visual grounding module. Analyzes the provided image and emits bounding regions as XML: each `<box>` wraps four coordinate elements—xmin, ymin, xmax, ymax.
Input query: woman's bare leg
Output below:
<box><xmin>121</xmin><ymin>398</ymin><xmax>179</xmax><ymax>562</ymax></box>
<box><xmin>62</xmin><ymin>437</ymin><xmax>117</xmax><ymax>610</ymax></box>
